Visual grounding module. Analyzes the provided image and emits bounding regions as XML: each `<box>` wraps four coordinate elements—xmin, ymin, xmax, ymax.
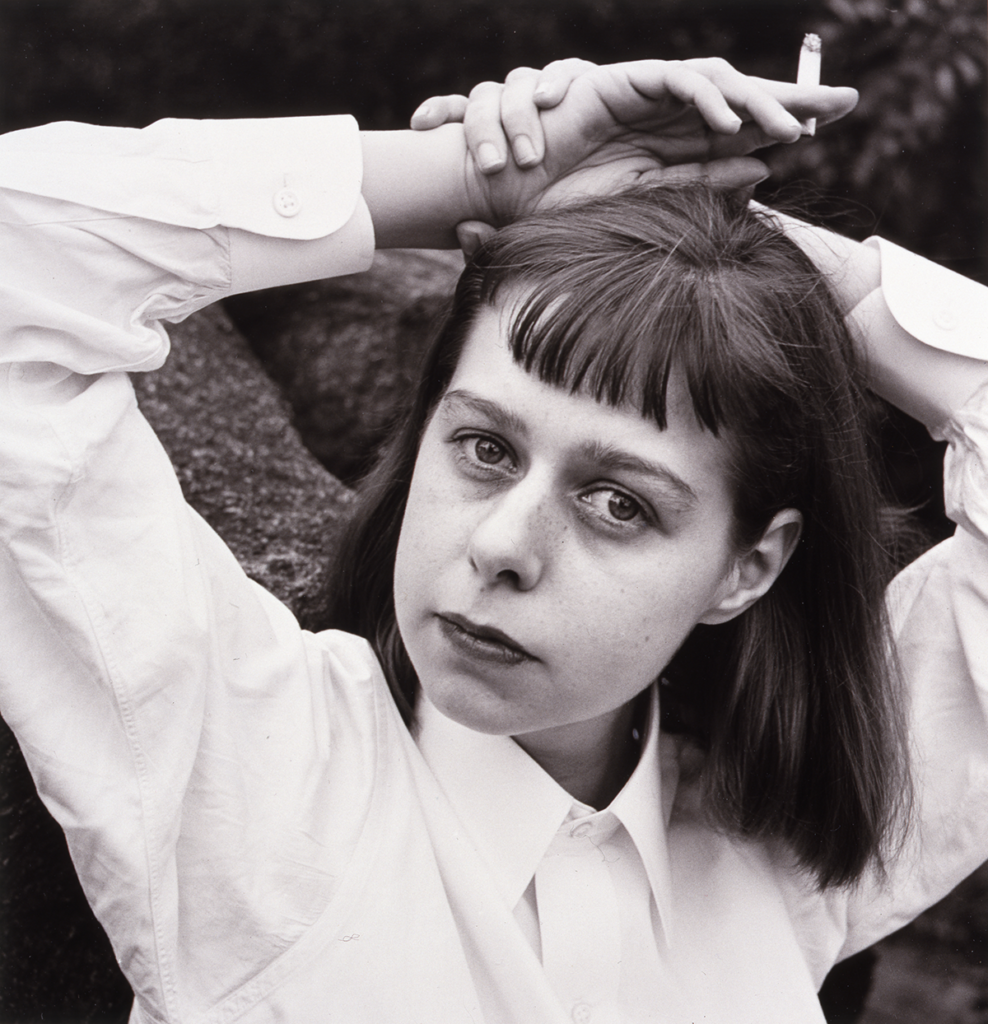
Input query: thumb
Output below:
<box><xmin>640</xmin><ymin>157</ymin><xmax>769</xmax><ymax>189</ymax></box>
<box><xmin>697</xmin><ymin>156</ymin><xmax>770</xmax><ymax>189</ymax></box>
<box><xmin>456</xmin><ymin>220</ymin><xmax>497</xmax><ymax>258</ymax></box>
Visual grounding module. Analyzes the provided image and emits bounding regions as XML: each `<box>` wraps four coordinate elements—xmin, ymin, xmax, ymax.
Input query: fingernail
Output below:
<box><xmin>514</xmin><ymin>135</ymin><xmax>537</xmax><ymax>167</ymax></box>
<box><xmin>533</xmin><ymin>84</ymin><xmax>551</xmax><ymax>103</ymax></box>
<box><xmin>412</xmin><ymin>103</ymin><xmax>431</xmax><ymax>122</ymax></box>
<box><xmin>477</xmin><ymin>142</ymin><xmax>504</xmax><ymax>173</ymax></box>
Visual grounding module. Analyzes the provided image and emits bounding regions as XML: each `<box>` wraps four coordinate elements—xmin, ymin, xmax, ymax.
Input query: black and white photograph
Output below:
<box><xmin>1</xmin><ymin>1</ymin><xmax>986</xmax><ymax>1021</ymax></box>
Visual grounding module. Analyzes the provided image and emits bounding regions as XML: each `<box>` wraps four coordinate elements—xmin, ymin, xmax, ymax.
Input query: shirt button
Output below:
<box><xmin>933</xmin><ymin>308</ymin><xmax>957</xmax><ymax>330</ymax></box>
<box><xmin>570</xmin><ymin>821</ymin><xmax>593</xmax><ymax>839</ymax></box>
<box><xmin>273</xmin><ymin>187</ymin><xmax>301</xmax><ymax>217</ymax></box>
<box><xmin>571</xmin><ymin>1002</ymin><xmax>593</xmax><ymax>1023</ymax></box>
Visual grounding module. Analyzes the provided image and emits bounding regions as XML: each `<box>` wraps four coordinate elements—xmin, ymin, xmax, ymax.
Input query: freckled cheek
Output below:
<box><xmin>562</xmin><ymin>569</ymin><xmax>711</xmax><ymax>672</ymax></box>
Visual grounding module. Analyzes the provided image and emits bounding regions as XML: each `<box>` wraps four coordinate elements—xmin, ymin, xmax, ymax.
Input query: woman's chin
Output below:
<box><xmin>420</xmin><ymin>679</ymin><xmax>540</xmax><ymax>737</ymax></box>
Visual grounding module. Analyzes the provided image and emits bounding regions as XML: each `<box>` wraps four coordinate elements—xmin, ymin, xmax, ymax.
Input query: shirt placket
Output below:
<box><xmin>535</xmin><ymin>810</ymin><xmax>623</xmax><ymax>1024</ymax></box>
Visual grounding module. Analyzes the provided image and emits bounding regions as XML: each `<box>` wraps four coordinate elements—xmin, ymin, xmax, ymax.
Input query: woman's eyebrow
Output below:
<box><xmin>441</xmin><ymin>389</ymin><xmax>529</xmax><ymax>437</ymax></box>
<box><xmin>578</xmin><ymin>440</ymin><xmax>699</xmax><ymax>510</ymax></box>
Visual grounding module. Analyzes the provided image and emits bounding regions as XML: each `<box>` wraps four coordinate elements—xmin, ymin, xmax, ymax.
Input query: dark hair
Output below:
<box><xmin>329</xmin><ymin>184</ymin><xmax>911</xmax><ymax>890</ymax></box>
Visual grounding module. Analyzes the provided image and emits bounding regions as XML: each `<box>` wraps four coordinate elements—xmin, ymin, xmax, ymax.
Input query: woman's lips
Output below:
<box><xmin>436</xmin><ymin>613</ymin><xmax>535</xmax><ymax>666</ymax></box>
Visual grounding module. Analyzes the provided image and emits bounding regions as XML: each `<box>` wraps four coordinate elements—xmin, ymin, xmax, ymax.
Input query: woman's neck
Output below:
<box><xmin>512</xmin><ymin>697</ymin><xmax>644</xmax><ymax>809</ymax></box>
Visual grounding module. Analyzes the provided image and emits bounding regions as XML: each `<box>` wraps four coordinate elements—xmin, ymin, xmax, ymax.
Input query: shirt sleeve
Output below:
<box><xmin>0</xmin><ymin>117</ymin><xmax>378</xmax><ymax>1019</ymax></box>
<box><xmin>838</xmin><ymin>381</ymin><xmax>988</xmax><ymax>954</ymax></box>
<box><xmin>0</xmin><ymin>116</ymin><xmax>374</xmax><ymax>375</ymax></box>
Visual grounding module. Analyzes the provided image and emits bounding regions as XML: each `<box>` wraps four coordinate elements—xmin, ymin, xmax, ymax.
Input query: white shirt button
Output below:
<box><xmin>571</xmin><ymin>1001</ymin><xmax>593</xmax><ymax>1023</ymax></box>
<box><xmin>570</xmin><ymin>821</ymin><xmax>594</xmax><ymax>839</ymax></box>
<box><xmin>273</xmin><ymin>187</ymin><xmax>301</xmax><ymax>217</ymax></box>
<box><xmin>933</xmin><ymin>308</ymin><xmax>957</xmax><ymax>330</ymax></box>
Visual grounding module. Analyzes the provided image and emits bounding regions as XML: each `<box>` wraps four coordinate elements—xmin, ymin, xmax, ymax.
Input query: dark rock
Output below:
<box><xmin>0</xmin><ymin>713</ymin><xmax>133</xmax><ymax>1022</ymax></box>
<box><xmin>133</xmin><ymin>302</ymin><xmax>355</xmax><ymax>632</ymax></box>
<box><xmin>225</xmin><ymin>248</ymin><xmax>463</xmax><ymax>485</ymax></box>
<box><xmin>860</xmin><ymin>863</ymin><xmax>988</xmax><ymax>1022</ymax></box>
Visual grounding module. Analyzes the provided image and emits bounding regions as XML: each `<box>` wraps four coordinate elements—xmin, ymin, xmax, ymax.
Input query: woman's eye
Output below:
<box><xmin>581</xmin><ymin>488</ymin><xmax>648</xmax><ymax>527</ymax></box>
<box><xmin>450</xmin><ymin>433</ymin><xmax>514</xmax><ymax>476</ymax></box>
<box><xmin>474</xmin><ymin>437</ymin><xmax>506</xmax><ymax>465</ymax></box>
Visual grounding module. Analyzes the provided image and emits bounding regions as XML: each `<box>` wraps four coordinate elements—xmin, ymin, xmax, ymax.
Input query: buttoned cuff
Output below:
<box><xmin>863</xmin><ymin>237</ymin><xmax>988</xmax><ymax>359</ymax></box>
<box><xmin>208</xmin><ymin>115</ymin><xmax>364</xmax><ymax>240</ymax></box>
<box><xmin>216</xmin><ymin>115</ymin><xmax>376</xmax><ymax>293</ymax></box>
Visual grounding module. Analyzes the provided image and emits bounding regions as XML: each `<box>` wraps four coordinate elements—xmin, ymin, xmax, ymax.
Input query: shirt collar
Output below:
<box><xmin>413</xmin><ymin>684</ymin><xmax>676</xmax><ymax>938</ymax></box>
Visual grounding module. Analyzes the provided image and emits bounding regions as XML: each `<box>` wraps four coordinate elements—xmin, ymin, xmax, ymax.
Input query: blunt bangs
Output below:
<box><xmin>470</xmin><ymin>185</ymin><xmax>838</xmax><ymax>441</ymax></box>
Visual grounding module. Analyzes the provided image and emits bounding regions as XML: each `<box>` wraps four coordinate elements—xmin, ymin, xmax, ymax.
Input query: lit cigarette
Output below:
<box><xmin>797</xmin><ymin>33</ymin><xmax>822</xmax><ymax>136</ymax></box>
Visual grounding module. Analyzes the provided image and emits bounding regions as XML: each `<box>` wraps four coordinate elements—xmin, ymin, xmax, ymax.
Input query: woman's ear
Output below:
<box><xmin>700</xmin><ymin>508</ymin><xmax>803</xmax><ymax>625</ymax></box>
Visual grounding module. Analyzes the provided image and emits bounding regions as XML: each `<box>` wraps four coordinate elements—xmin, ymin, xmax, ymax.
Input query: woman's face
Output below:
<box><xmin>394</xmin><ymin>299</ymin><xmax>741</xmax><ymax>760</ymax></box>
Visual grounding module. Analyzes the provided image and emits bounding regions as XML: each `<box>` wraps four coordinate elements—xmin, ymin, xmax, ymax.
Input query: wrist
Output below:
<box><xmin>360</xmin><ymin>126</ymin><xmax>483</xmax><ymax>249</ymax></box>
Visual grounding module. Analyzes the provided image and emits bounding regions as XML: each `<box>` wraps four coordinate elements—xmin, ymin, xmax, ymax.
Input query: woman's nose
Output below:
<box><xmin>466</xmin><ymin>482</ymin><xmax>551</xmax><ymax>591</ymax></box>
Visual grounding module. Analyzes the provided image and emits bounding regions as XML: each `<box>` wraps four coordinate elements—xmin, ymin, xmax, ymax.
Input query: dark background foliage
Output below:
<box><xmin>0</xmin><ymin>1</ymin><xmax>985</xmax><ymax>1021</ymax></box>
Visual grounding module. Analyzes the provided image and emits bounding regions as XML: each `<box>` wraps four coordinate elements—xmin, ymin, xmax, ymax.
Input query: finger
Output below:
<box><xmin>626</xmin><ymin>60</ymin><xmax>746</xmax><ymax>135</ymax></box>
<box><xmin>704</xmin><ymin>121</ymin><xmax>783</xmax><ymax>159</ymax></box>
<box><xmin>532</xmin><ymin>57</ymin><xmax>598</xmax><ymax>108</ymax></box>
<box><xmin>746</xmin><ymin>79</ymin><xmax>859</xmax><ymax>128</ymax></box>
<box><xmin>693</xmin><ymin>60</ymin><xmax>858</xmax><ymax>138</ymax></box>
<box><xmin>694</xmin><ymin>156</ymin><xmax>770</xmax><ymax>189</ymax></box>
<box><xmin>456</xmin><ymin>220</ymin><xmax>497</xmax><ymax>258</ymax></box>
<box><xmin>410</xmin><ymin>94</ymin><xmax>469</xmax><ymax>130</ymax></box>
<box><xmin>674</xmin><ymin>59</ymin><xmax>806</xmax><ymax>142</ymax></box>
<box><xmin>501</xmin><ymin>67</ymin><xmax>545</xmax><ymax>167</ymax></box>
<box><xmin>809</xmin><ymin>86</ymin><xmax>858</xmax><ymax>127</ymax></box>
<box><xmin>464</xmin><ymin>81</ymin><xmax>510</xmax><ymax>173</ymax></box>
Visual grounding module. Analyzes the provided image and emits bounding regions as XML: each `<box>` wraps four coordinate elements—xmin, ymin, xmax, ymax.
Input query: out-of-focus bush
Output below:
<box><xmin>0</xmin><ymin>0</ymin><xmax>819</xmax><ymax>127</ymax></box>
<box><xmin>768</xmin><ymin>0</ymin><xmax>987</xmax><ymax>281</ymax></box>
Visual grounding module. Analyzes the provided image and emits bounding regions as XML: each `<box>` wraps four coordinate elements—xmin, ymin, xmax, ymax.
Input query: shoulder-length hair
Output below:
<box><xmin>328</xmin><ymin>184</ymin><xmax>911</xmax><ymax>890</ymax></box>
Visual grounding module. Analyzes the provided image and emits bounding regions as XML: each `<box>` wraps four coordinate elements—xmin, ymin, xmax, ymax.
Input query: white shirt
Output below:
<box><xmin>1</xmin><ymin>115</ymin><xmax>988</xmax><ymax>1024</ymax></box>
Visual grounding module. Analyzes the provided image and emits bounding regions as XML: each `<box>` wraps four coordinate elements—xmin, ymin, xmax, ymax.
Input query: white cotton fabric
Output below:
<box><xmin>1</xmin><ymin>116</ymin><xmax>988</xmax><ymax>1024</ymax></box>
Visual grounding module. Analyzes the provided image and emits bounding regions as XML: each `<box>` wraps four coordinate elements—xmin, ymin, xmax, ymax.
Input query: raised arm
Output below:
<box><xmin>0</xmin><ymin>115</ymin><xmax>391</xmax><ymax>1019</ymax></box>
<box><xmin>410</xmin><ymin>57</ymin><xmax>858</xmax><ymax>180</ymax></box>
<box><xmin>408</xmin><ymin>57</ymin><xmax>858</xmax><ymax>253</ymax></box>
